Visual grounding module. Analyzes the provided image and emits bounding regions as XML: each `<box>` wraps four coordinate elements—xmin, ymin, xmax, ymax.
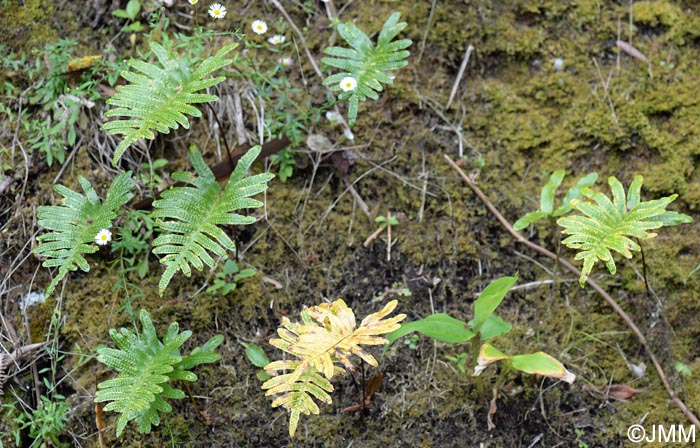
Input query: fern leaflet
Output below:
<box><xmin>34</xmin><ymin>172</ymin><xmax>134</xmax><ymax>297</ymax></box>
<box><xmin>263</xmin><ymin>299</ymin><xmax>405</xmax><ymax>437</ymax></box>
<box><xmin>101</xmin><ymin>41</ymin><xmax>237</xmax><ymax>165</ymax></box>
<box><xmin>95</xmin><ymin>309</ymin><xmax>222</xmax><ymax>437</ymax></box>
<box><xmin>321</xmin><ymin>12</ymin><xmax>412</xmax><ymax>126</ymax></box>
<box><xmin>557</xmin><ymin>175</ymin><xmax>692</xmax><ymax>286</ymax></box>
<box><xmin>151</xmin><ymin>145</ymin><xmax>273</xmax><ymax>295</ymax></box>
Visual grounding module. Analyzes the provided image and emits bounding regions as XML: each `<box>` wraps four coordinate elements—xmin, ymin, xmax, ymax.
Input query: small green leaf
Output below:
<box><xmin>513</xmin><ymin>211</ymin><xmax>548</xmax><ymax>231</ymax></box>
<box><xmin>112</xmin><ymin>9</ymin><xmax>129</xmax><ymax>18</ymax></box>
<box><xmin>675</xmin><ymin>362</ymin><xmax>693</xmax><ymax>377</ymax></box>
<box><xmin>125</xmin><ymin>0</ymin><xmax>141</xmax><ymax>19</ymax></box>
<box><xmin>234</xmin><ymin>268</ymin><xmax>257</xmax><ymax>281</ymax></box>
<box><xmin>540</xmin><ymin>170</ymin><xmax>565</xmax><ymax>214</ymax></box>
<box><xmin>241</xmin><ymin>342</ymin><xmax>270</xmax><ymax>368</ymax></box>
<box><xmin>385</xmin><ymin>313</ymin><xmax>475</xmax><ymax>346</ymax></box>
<box><xmin>554</xmin><ymin>172</ymin><xmax>598</xmax><ymax>217</ymax></box>
<box><xmin>477</xmin><ymin>314</ymin><xmax>512</xmax><ymax>340</ymax></box>
<box><xmin>471</xmin><ymin>276</ymin><xmax>518</xmax><ymax>333</ymax></box>
<box><xmin>650</xmin><ymin>211</ymin><xmax>692</xmax><ymax>227</ymax></box>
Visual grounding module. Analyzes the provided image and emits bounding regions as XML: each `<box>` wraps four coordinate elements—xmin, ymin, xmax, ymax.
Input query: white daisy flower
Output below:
<box><xmin>252</xmin><ymin>20</ymin><xmax>268</xmax><ymax>35</ymax></box>
<box><xmin>188</xmin><ymin>0</ymin><xmax>198</xmax><ymax>4</ymax></box>
<box><xmin>278</xmin><ymin>56</ymin><xmax>294</xmax><ymax>67</ymax></box>
<box><xmin>208</xmin><ymin>3</ymin><xmax>226</xmax><ymax>19</ymax></box>
<box><xmin>339</xmin><ymin>76</ymin><xmax>357</xmax><ymax>92</ymax></box>
<box><xmin>267</xmin><ymin>34</ymin><xmax>286</xmax><ymax>45</ymax></box>
<box><xmin>95</xmin><ymin>229</ymin><xmax>112</xmax><ymax>246</ymax></box>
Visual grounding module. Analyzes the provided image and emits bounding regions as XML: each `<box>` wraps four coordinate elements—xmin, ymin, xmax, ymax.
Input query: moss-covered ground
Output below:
<box><xmin>1</xmin><ymin>0</ymin><xmax>699</xmax><ymax>447</ymax></box>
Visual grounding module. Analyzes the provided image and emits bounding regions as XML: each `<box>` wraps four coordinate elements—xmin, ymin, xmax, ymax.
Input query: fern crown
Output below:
<box><xmin>557</xmin><ymin>175</ymin><xmax>692</xmax><ymax>286</ymax></box>
<box><xmin>151</xmin><ymin>145</ymin><xmax>274</xmax><ymax>295</ymax></box>
<box><xmin>95</xmin><ymin>309</ymin><xmax>223</xmax><ymax>437</ymax></box>
<box><xmin>101</xmin><ymin>41</ymin><xmax>237</xmax><ymax>165</ymax></box>
<box><xmin>34</xmin><ymin>172</ymin><xmax>134</xmax><ymax>297</ymax></box>
<box><xmin>262</xmin><ymin>299</ymin><xmax>405</xmax><ymax>437</ymax></box>
<box><xmin>321</xmin><ymin>12</ymin><xmax>412</xmax><ymax>126</ymax></box>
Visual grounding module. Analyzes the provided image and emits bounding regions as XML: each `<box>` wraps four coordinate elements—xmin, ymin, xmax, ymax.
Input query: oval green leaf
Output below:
<box><xmin>472</xmin><ymin>275</ymin><xmax>518</xmax><ymax>333</ymax></box>
<box><xmin>385</xmin><ymin>313</ymin><xmax>475</xmax><ymax>346</ymax></box>
<box><xmin>241</xmin><ymin>342</ymin><xmax>270</xmax><ymax>368</ymax></box>
<box><xmin>510</xmin><ymin>351</ymin><xmax>576</xmax><ymax>383</ymax></box>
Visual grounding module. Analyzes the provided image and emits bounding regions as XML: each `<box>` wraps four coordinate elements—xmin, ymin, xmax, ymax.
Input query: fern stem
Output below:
<box><xmin>637</xmin><ymin>239</ymin><xmax>652</xmax><ymax>299</ymax></box>
<box><xmin>445</xmin><ymin>154</ymin><xmax>700</xmax><ymax>430</ymax></box>
<box><xmin>205</xmin><ymin>102</ymin><xmax>233</xmax><ymax>170</ymax></box>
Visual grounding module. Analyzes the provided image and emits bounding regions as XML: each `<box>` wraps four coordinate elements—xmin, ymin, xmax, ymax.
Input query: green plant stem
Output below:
<box><xmin>444</xmin><ymin>154</ymin><xmax>700</xmax><ymax>429</ymax></box>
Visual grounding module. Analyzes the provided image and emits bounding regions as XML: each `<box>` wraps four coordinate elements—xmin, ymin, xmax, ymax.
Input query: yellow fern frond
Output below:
<box><xmin>263</xmin><ymin>299</ymin><xmax>406</xmax><ymax>437</ymax></box>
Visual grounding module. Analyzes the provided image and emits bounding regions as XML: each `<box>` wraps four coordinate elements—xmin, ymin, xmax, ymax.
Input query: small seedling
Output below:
<box><xmin>445</xmin><ymin>352</ymin><xmax>469</xmax><ymax>374</ymax></box>
<box><xmin>364</xmin><ymin>212</ymin><xmax>399</xmax><ymax>261</ymax></box>
<box><xmin>139</xmin><ymin>158</ymin><xmax>168</xmax><ymax>193</ymax></box>
<box><xmin>386</xmin><ymin>276</ymin><xmax>575</xmax><ymax>426</ymax></box>
<box><xmin>675</xmin><ymin>362</ymin><xmax>693</xmax><ymax>377</ymax></box>
<box><xmin>404</xmin><ymin>334</ymin><xmax>419</xmax><ymax>350</ymax></box>
<box><xmin>207</xmin><ymin>259</ymin><xmax>256</xmax><ymax>295</ymax></box>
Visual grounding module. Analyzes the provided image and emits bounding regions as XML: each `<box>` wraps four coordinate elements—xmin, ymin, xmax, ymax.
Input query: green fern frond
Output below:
<box><xmin>101</xmin><ymin>41</ymin><xmax>237</xmax><ymax>165</ymax></box>
<box><xmin>34</xmin><ymin>172</ymin><xmax>134</xmax><ymax>297</ymax></box>
<box><xmin>151</xmin><ymin>145</ymin><xmax>273</xmax><ymax>295</ymax></box>
<box><xmin>321</xmin><ymin>12</ymin><xmax>412</xmax><ymax>126</ymax></box>
<box><xmin>95</xmin><ymin>309</ymin><xmax>222</xmax><ymax>437</ymax></box>
<box><xmin>557</xmin><ymin>175</ymin><xmax>692</xmax><ymax>286</ymax></box>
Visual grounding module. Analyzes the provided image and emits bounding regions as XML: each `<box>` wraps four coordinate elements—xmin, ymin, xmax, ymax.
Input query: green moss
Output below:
<box><xmin>0</xmin><ymin>0</ymin><xmax>58</xmax><ymax>51</ymax></box>
<box><xmin>632</xmin><ymin>2</ymin><xmax>682</xmax><ymax>28</ymax></box>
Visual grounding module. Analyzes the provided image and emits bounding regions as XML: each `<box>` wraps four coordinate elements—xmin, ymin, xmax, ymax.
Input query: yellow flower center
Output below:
<box><xmin>214</xmin><ymin>9</ymin><xmax>220</xmax><ymax>14</ymax></box>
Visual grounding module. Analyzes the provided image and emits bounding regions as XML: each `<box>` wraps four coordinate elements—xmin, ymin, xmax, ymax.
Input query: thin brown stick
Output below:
<box><xmin>444</xmin><ymin>154</ymin><xmax>700</xmax><ymax>429</ymax></box>
<box><xmin>417</xmin><ymin>0</ymin><xmax>437</xmax><ymax>63</ymax></box>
